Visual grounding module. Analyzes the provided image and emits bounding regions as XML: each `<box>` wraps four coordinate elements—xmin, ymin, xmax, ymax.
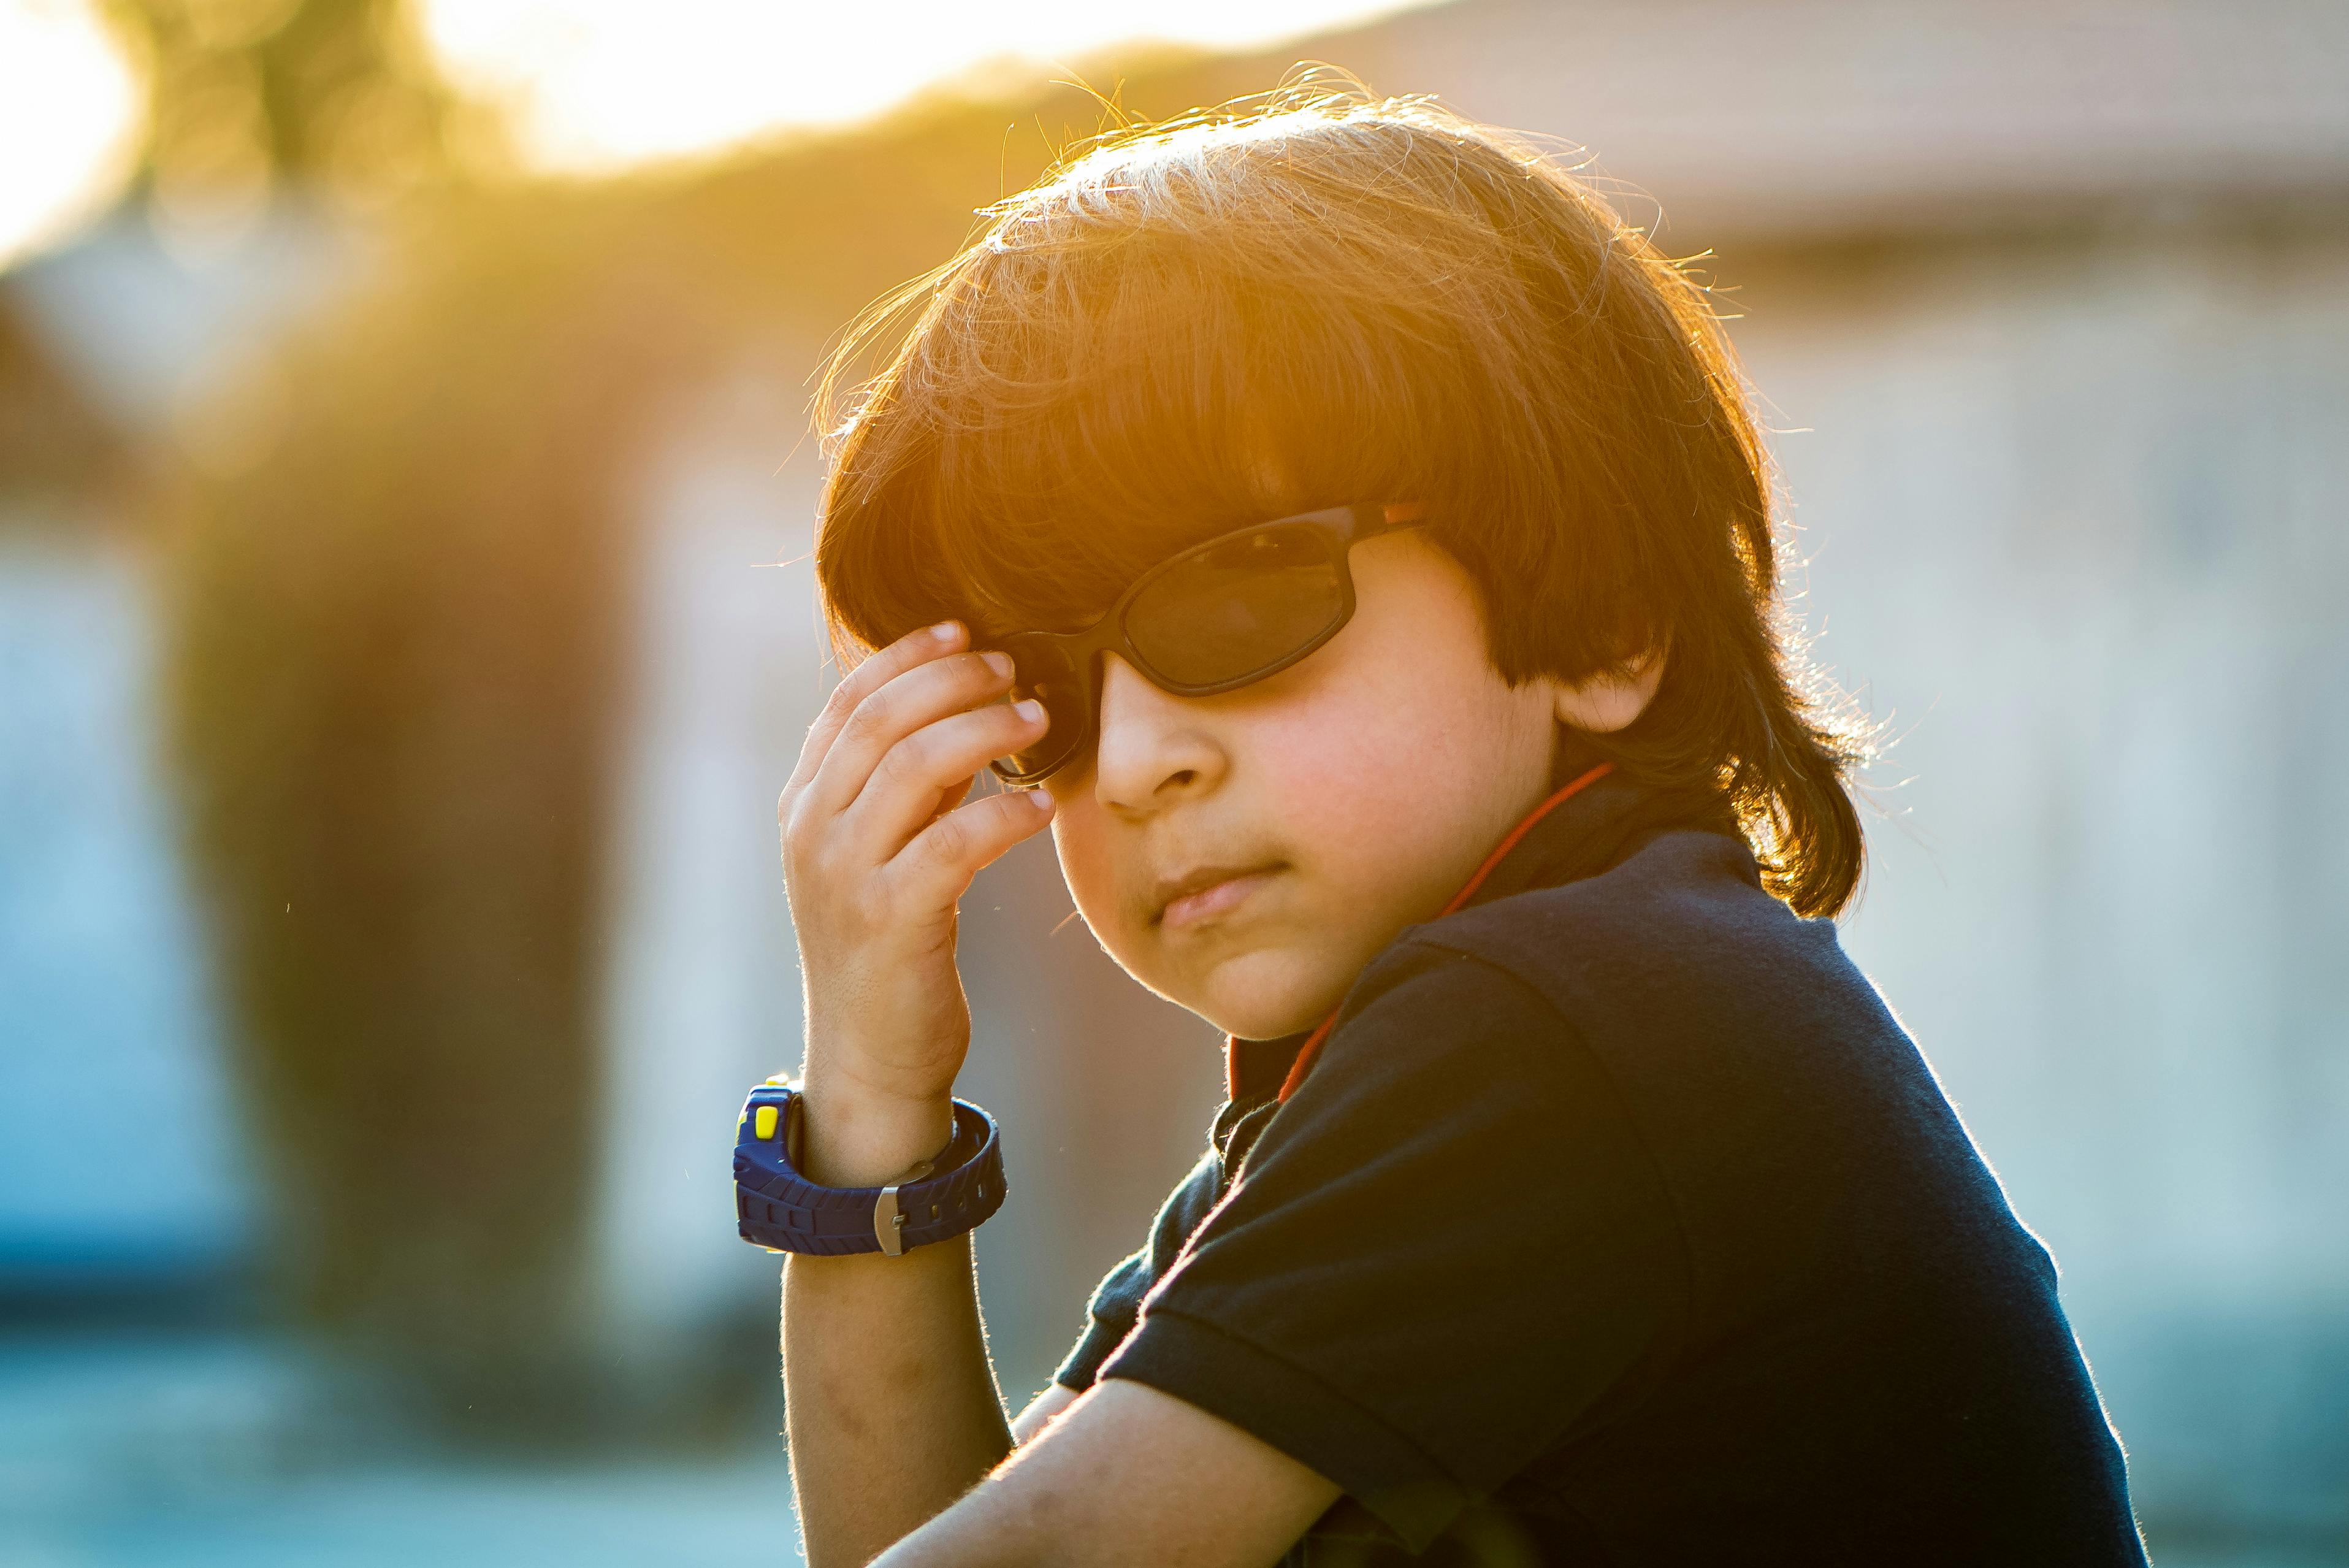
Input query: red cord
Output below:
<box><xmin>1270</xmin><ymin>762</ymin><xmax>1614</xmax><ymax>1104</ymax></box>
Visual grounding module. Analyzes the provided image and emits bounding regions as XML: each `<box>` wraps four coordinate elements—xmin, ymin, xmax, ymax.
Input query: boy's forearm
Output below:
<box><xmin>782</xmin><ymin>1085</ymin><xmax>1014</xmax><ymax>1567</ymax></box>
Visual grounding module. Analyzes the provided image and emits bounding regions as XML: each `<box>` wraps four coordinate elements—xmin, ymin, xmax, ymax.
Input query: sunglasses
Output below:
<box><xmin>984</xmin><ymin>501</ymin><xmax>1426</xmax><ymax>785</ymax></box>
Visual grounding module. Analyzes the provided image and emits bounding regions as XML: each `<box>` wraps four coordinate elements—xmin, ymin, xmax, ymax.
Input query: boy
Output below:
<box><xmin>747</xmin><ymin>88</ymin><xmax>2148</xmax><ymax>1565</ymax></box>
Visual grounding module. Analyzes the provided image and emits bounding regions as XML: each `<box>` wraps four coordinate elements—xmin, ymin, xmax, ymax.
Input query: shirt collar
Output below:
<box><xmin>1454</xmin><ymin>743</ymin><xmax>1737</xmax><ymax>914</ymax></box>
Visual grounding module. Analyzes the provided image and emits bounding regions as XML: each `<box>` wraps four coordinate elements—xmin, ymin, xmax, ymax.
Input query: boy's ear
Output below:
<box><xmin>1551</xmin><ymin>646</ymin><xmax>1666</xmax><ymax>734</ymax></box>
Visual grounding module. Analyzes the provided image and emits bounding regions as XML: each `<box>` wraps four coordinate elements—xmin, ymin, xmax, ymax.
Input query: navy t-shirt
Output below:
<box><xmin>1053</xmin><ymin>767</ymin><xmax>2147</xmax><ymax>1564</ymax></box>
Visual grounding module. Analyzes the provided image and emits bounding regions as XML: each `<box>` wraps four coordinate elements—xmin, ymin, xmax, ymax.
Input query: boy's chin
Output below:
<box><xmin>1172</xmin><ymin>952</ymin><xmax>1346</xmax><ymax>1043</ymax></box>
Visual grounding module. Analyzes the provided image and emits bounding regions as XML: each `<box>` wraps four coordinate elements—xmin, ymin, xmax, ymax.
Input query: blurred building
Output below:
<box><xmin>2</xmin><ymin>0</ymin><xmax>2345</xmax><ymax>1560</ymax></box>
<box><xmin>4</xmin><ymin>210</ymin><xmax>367</xmax><ymax>1268</ymax></box>
<box><xmin>0</xmin><ymin>213</ymin><xmax>353</xmax><ymax>1306</ymax></box>
<box><xmin>0</xmin><ymin>213</ymin><xmax>374</xmax><ymax>1542</ymax></box>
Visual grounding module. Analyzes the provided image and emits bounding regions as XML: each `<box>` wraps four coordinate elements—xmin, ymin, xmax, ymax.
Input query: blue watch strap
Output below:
<box><xmin>733</xmin><ymin>1084</ymin><xmax>1005</xmax><ymax>1256</ymax></box>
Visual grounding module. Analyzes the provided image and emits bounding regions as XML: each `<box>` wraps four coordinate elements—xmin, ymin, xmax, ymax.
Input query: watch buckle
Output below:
<box><xmin>874</xmin><ymin>1185</ymin><xmax>909</xmax><ymax>1256</ymax></box>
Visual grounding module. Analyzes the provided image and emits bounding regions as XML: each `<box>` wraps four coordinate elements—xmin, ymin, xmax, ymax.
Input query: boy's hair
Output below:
<box><xmin>814</xmin><ymin>82</ymin><xmax>1873</xmax><ymax>917</ymax></box>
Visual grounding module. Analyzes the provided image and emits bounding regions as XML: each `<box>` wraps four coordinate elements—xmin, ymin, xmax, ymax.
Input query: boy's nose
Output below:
<box><xmin>1091</xmin><ymin>654</ymin><xmax>1227</xmax><ymax>813</ymax></box>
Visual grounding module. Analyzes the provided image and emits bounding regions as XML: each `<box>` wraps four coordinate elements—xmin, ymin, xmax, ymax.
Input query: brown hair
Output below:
<box><xmin>813</xmin><ymin>82</ymin><xmax>1873</xmax><ymax>917</ymax></box>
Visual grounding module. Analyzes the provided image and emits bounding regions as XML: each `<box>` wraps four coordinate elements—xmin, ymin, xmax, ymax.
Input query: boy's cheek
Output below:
<box><xmin>1046</xmin><ymin>808</ymin><xmax>1130</xmax><ymax>946</ymax></box>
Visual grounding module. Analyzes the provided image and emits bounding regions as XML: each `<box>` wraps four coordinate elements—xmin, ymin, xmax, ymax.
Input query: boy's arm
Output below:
<box><xmin>874</xmin><ymin>1379</ymin><xmax>1341</xmax><ymax>1568</ymax></box>
<box><xmin>781</xmin><ymin>1090</ymin><xmax>1010</xmax><ymax>1567</ymax></box>
<box><xmin>770</xmin><ymin>622</ymin><xmax>1062</xmax><ymax>1567</ymax></box>
<box><xmin>1011</xmin><ymin>1382</ymin><xmax>1080</xmax><ymax>1442</ymax></box>
<box><xmin>781</xmin><ymin>1093</ymin><xmax>1082</xmax><ymax>1565</ymax></box>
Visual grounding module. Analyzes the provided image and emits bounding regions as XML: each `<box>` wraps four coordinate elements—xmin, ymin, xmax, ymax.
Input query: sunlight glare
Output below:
<box><xmin>415</xmin><ymin>0</ymin><xmax>1440</xmax><ymax>174</ymax></box>
<box><xmin>0</xmin><ymin>0</ymin><xmax>143</xmax><ymax>269</ymax></box>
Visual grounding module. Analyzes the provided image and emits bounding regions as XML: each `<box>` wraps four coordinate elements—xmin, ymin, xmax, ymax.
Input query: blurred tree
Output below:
<box><xmin>98</xmin><ymin>0</ymin><xmax>469</xmax><ymax>229</ymax></box>
<box><xmin>167</xmin><ymin>227</ymin><xmax>660</xmax><ymax>1434</ymax></box>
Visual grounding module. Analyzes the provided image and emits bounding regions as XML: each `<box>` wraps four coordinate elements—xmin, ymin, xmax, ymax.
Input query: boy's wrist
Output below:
<box><xmin>795</xmin><ymin>1074</ymin><xmax>958</xmax><ymax>1188</ymax></box>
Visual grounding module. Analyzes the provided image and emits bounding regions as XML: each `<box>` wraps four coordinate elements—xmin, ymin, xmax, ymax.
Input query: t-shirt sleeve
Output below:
<box><xmin>1053</xmin><ymin>1147</ymin><xmax>1222</xmax><ymax>1393</ymax></box>
<box><xmin>1093</xmin><ymin>940</ymin><xmax>1689</xmax><ymax>1554</ymax></box>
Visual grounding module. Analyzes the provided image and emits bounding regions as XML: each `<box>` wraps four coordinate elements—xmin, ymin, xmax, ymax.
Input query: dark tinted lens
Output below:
<box><xmin>993</xmin><ymin>637</ymin><xmax>1088</xmax><ymax>781</ymax></box>
<box><xmin>1123</xmin><ymin>522</ymin><xmax>1346</xmax><ymax>688</ymax></box>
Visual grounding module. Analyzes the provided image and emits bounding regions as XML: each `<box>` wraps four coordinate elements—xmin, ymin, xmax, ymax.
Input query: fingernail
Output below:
<box><xmin>982</xmin><ymin>651</ymin><xmax>1014</xmax><ymax>679</ymax></box>
<box><xmin>1014</xmin><ymin>699</ymin><xmax>1045</xmax><ymax>723</ymax></box>
<box><xmin>931</xmin><ymin>621</ymin><xmax>960</xmax><ymax>642</ymax></box>
<box><xmin>1029</xmin><ymin>790</ymin><xmax>1056</xmax><ymax>813</ymax></box>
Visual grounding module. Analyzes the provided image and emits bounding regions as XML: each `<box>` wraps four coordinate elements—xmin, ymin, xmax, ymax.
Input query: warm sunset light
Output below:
<box><xmin>412</xmin><ymin>0</ymin><xmax>1443</xmax><ymax>172</ymax></box>
<box><xmin>0</xmin><ymin>0</ymin><xmax>1442</xmax><ymax>266</ymax></box>
<box><xmin>0</xmin><ymin>0</ymin><xmax>142</xmax><ymax>269</ymax></box>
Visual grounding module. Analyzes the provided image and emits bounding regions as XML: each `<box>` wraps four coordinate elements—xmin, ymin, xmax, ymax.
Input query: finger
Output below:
<box><xmin>786</xmin><ymin>620</ymin><xmax>966</xmax><ymax>795</ymax></box>
<box><xmin>841</xmin><ymin>698</ymin><xmax>1051</xmax><ymax>857</ymax></box>
<box><xmin>804</xmin><ymin>647</ymin><xmax>1020</xmax><ymax>819</ymax></box>
<box><xmin>886</xmin><ymin>788</ymin><xmax>1058</xmax><ymax>911</ymax></box>
<box><xmin>922</xmin><ymin>771</ymin><xmax>978</xmax><ymax>833</ymax></box>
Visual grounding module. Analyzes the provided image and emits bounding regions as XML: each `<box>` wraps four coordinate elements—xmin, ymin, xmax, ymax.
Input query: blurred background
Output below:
<box><xmin>2</xmin><ymin>0</ymin><xmax>2345</xmax><ymax>1562</ymax></box>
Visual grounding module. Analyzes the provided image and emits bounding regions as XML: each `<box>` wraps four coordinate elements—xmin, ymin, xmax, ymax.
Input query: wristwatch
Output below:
<box><xmin>733</xmin><ymin>1078</ymin><xmax>1006</xmax><ymax>1257</ymax></box>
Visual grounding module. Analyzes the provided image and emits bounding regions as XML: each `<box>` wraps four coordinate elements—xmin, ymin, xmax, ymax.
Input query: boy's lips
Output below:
<box><xmin>1150</xmin><ymin>862</ymin><xmax>1284</xmax><ymax>930</ymax></box>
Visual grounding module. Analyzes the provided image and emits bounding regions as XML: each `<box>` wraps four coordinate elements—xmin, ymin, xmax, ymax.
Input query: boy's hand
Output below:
<box><xmin>779</xmin><ymin>620</ymin><xmax>1053</xmax><ymax>1187</ymax></box>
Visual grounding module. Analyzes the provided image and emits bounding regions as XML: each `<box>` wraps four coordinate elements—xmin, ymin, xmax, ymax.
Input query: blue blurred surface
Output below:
<box><xmin>0</xmin><ymin>1331</ymin><xmax>802</xmax><ymax>1567</ymax></box>
<box><xmin>0</xmin><ymin>543</ymin><xmax>251</xmax><ymax>1285</ymax></box>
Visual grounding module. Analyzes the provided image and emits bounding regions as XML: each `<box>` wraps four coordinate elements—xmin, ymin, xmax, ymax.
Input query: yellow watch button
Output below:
<box><xmin>754</xmin><ymin>1104</ymin><xmax>779</xmax><ymax>1141</ymax></box>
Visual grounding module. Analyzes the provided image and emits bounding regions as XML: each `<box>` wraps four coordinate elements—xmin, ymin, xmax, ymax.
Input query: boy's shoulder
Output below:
<box><xmin>1402</xmin><ymin>824</ymin><xmax>1828</xmax><ymax>990</ymax></box>
<box><xmin>1335</xmin><ymin>820</ymin><xmax>2042</xmax><ymax>1296</ymax></box>
<box><xmin>1362</xmin><ymin>822</ymin><xmax>1857</xmax><ymax>1057</ymax></box>
<box><xmin>1338</xmin><ymin>822</ymin><xmax>1992</xmax><ymax>1228</ymax></box>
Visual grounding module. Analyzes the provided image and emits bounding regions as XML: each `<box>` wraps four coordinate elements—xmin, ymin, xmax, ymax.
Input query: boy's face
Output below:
<box><xmin>1042</xmin><ymin>529</ymin><xmax>1570</xmax><ymax>1040</ymax></box>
